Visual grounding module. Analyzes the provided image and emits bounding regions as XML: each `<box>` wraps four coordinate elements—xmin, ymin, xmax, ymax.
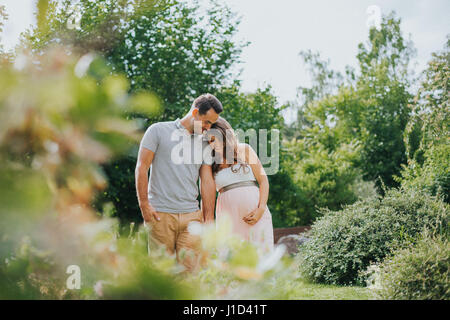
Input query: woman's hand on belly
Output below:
<box><xmin>243</xmin><ymin>207</ymin><xmax>265</xmax><ymax>225</ymax></box>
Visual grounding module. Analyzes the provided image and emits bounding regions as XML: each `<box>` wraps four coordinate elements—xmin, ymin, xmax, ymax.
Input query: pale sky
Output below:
<box><xmin>222</xmin><ymin>0</ymin><xmax>449</xmax><ymax>104</ymax></box>
<box><xmin>1</xmin><ymin>0</ymin><xmax>449</xmax><ymax>122</ymax></box>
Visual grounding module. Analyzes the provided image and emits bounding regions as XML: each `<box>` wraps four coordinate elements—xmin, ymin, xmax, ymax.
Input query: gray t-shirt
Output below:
<box><xmin>140</xmin><ymin>118</ymin><xmax>213</xmax><ymax>213</ymax></box>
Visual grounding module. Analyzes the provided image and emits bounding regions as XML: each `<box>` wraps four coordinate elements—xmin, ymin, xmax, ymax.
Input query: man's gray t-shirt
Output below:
<box><xmin>140</xmin><ymin>118</ymin><xmax>213</xmax><ymax>213</ymax></box>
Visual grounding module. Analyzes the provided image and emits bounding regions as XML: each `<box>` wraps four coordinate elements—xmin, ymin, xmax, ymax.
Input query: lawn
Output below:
<box><xmin>287</xmin><ymin>279</ymin><xmax>373</xmax><ymax>300</ymax></box>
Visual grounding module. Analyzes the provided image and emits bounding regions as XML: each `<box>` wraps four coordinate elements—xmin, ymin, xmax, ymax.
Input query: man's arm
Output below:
<box><xmin>135</xmin><ymin>146</ymin><xmax>160</xmax><ymax>222</ymax></box>
<box><xmin>199</xmin><ymin>164</ymin><xmax>216</xmax><ymax>223</ymax></box>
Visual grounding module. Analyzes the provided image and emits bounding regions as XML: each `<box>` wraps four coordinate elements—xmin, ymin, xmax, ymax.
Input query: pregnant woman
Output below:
<box><xmin>206</xmin><ymin>118</ymin><xmax>274</xmax><ymax>253</ymax></box>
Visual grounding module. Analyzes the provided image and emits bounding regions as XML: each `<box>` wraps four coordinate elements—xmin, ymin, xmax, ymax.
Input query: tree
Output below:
<box><xmin>282</xmin><ymin>12</ymin><xmax>414</xmax><ymax>225</ymax></box>
<box><xmin>0</xmin><ymin>4</ymin><xmax>12</xmax><ymax>63</ymax></box>
<box><xmin>284</xmin><ymin>50</ymin><xmax>343</xmax><ymax>141</ymax></box>
<box><xmin>282</xmin><ymin>51</ymin><xmax>366</xmax><ymax>225</ymax></box>
<box><xmin>355</xmin><ymin>12</ymin><xmax>415</xmax><ymax>193</ymax></box>
<box><xmin>0</xmin><ymin>4</ymin><xmax>6</xmax><ymax>50</ymax></box>
<box><xmin>399</xmin><ymin>38</ymin><xmax>450</xmax><ymax>203</ymax></box>
<box><xmin>404</xmin><ymin>37</ymin><xmax>449</xmax><ymax>159</ymax></box>
<box><xmin>23</xmin><ymin>0</ymin><xmax>246</xmax><ymax>121</ymax></box>
<box><xmin>297</xmin><ymin>50</ymin><xmax>344</xmax><ymax>107</ymax></box>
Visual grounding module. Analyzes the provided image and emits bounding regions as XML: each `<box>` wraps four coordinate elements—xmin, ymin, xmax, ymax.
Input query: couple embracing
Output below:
<box><xmin>135</xmin><ymin>93</ymin><xmax>274</xmax><ymax>272</ymax></box>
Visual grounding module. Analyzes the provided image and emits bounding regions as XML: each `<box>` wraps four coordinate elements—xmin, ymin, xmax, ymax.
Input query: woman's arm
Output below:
<box><xmin>238</xmin><ymin>143</ymin><xmax>269</xmax><ymax>225</ymax></box>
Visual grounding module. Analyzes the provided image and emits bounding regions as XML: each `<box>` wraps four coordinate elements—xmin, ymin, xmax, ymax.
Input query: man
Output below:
<box><xmin>135</xmin><ymin>93</ymin><xmax>221</xmax><ymax>272</ymax></box>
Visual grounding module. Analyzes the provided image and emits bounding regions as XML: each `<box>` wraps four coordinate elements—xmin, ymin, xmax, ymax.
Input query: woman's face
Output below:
<box><xmin>208</xmin><ymin>134</ymin><xmax>223</xmax><ymax>155</ymax></box>
<box><xmin>206</xmin><ymin>124</ymin><xmax>236</xmax><ymax>163</ymax></box>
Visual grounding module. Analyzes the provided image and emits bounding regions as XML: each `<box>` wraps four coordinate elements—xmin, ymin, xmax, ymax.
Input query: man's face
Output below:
<box><xmin>193</xmin><ymin>108</ymin><xmax>220</xmax><ymax>134</ymax></box>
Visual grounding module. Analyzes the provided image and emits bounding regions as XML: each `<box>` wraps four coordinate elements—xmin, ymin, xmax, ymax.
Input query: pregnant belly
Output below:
<box><xmin>216</xmin><ymin>185</ymin><xmax>260</xmax><ymax>219</ymax></box>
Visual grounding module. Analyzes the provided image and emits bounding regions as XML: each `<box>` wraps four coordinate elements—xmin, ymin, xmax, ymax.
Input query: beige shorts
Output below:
<box><xmin>147</xmin><ymin>209</ymin><xmax>204</xmax><ymax>272</ymax></box>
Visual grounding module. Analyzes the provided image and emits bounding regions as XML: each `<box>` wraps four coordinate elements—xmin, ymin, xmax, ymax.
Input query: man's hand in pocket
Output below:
<box><xmin>141</xmin><ymin>204</ymin><xmax>160</xmax><ymax>223</ymax></box>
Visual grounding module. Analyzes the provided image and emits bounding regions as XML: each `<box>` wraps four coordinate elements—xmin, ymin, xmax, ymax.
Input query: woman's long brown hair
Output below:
<box><xmin>210</xmin><ymin>118</ymin><xmax>250</xmax><ymax>175</ymax></box>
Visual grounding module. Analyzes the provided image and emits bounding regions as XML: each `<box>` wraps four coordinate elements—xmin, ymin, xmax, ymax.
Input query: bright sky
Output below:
<box><xmin>222</xmin><ymin>0</ymin><xmax>449</xmax><ymax>104</ymax></box>
<box><xmin>1</xmin><ymin>0</ymin><xmax>449</xmax><ymax>121</ymax></box>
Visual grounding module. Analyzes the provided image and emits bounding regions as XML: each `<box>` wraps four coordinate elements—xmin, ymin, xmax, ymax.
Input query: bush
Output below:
<box><xmin>369</xmin><ymin>235</ymin><xmax>450</xmax><ymax>300</ymax></box>
<box><xmin>297</xmin><ymin>186</ymin><xmax>449</xmax><ymax>285</ymax></box>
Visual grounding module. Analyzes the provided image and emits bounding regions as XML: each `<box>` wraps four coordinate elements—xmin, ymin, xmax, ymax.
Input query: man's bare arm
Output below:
<box><xmin>135</xmin><ymin>146</ymin><xmax>159</xmax><ymax>222</ymax></box>
<box><xmin>199</xmin><ymin>164</ymin><xmax>216</xmax><ymax>223</ymax></box>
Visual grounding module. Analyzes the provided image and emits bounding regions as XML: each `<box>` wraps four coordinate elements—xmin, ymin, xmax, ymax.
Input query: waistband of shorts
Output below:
<box><xmin>152</xmin><ymin>208</ymin><xmax>201</xmax><ymax>214</ymax></box>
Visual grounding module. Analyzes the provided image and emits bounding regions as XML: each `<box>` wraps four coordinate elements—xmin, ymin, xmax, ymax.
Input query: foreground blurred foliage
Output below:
<box><xmin>0</xmin><ymin>48</ymin><xmax>163</xmax><ymax>299</ymax></box>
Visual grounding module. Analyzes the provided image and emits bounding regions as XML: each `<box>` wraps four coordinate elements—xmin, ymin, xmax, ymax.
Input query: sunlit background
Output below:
<box><xmin>0</xmin><ymin>0</ymin><xmax>448</xmax><ymax>300</ymax></box>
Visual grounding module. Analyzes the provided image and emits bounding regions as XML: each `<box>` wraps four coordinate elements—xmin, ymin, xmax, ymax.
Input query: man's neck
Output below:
<box><xmin>180</xmin><ymin>115</ymin><xmax>194</xmax><ymax>134</ymax></box>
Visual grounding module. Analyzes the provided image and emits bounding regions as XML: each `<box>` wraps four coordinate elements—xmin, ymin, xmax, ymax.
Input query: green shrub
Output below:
<box><xmin>297</xmin><ymin>186</ymin><xmax>449</xmax><ymax>285</ymax></box>
<box><xmin>370</xmin><ymin>235</ymin><xmax>450</xmax><ymax>300</ymax></box>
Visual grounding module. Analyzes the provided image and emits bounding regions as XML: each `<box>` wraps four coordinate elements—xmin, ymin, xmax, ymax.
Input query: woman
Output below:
<box><xmin>206</xmin><ymin>118</ymin><xmax>274</xmax><ymax>253</ymax></box>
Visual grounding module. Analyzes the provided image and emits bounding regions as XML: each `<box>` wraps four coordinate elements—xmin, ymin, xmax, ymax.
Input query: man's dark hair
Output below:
<box><xmin>193</xmin><ymin>93</ymin><xmax>223</xmax><ymax>115</ymax></box>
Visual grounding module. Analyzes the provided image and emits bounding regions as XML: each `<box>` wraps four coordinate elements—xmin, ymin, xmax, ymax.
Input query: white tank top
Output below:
<box><xmin>214</xmin><ymin>163</ymin><xmax>257</xmax><ymax>191</ymax></box>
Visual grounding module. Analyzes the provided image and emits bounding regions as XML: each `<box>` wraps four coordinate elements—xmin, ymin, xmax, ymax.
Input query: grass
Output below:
<box><xmin>287</xmin><ymin>278</ymin><xmax>374</xmax><ymax>300</ymax></box>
